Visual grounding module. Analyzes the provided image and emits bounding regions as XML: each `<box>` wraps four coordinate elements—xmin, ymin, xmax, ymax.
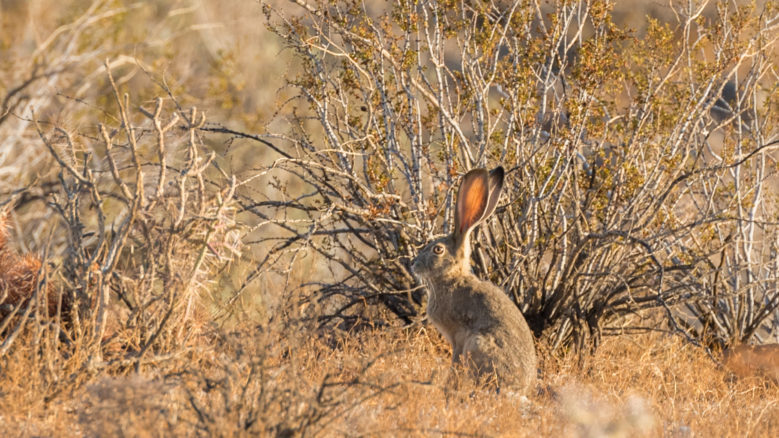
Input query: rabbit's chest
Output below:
<box><xmin>427</xmin><ymin>293</ymin><xmax>458</xmax><ymax>344</ymax></box>
<box><xmin>427</xmin><ymin>286</ymin><xmax>483</xmax><ymax>344</ymax></box>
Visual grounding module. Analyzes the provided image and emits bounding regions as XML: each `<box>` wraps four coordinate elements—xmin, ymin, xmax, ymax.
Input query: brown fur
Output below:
<box><xmin>0</xmin><ymin>213</ymin><xmax>70</xmax><ymax>320</ymax></box>
<box><xmin>412</xmin><ymin>167</ymin><xmax>537</xmax><ymax>393</ymax></box>
<box><xmin>723</xmin><ymin>343</ymin><xmax>779</xmax><ymax>384</ymax></box>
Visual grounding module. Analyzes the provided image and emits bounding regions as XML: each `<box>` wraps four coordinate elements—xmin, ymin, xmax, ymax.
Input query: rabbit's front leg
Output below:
<box><xmin>451</xmin><ymin>339</ymin><xmax>465</xmax><ymax>364</ymax></box>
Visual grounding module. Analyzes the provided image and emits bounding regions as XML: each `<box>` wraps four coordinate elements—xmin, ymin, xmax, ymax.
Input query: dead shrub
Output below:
<box><xmin>255</xmin><ymin>0</ymin><xmax>779</xmax><ymax>353</ymax></box>
<box><xmin>0</xmin><ymin>65</ymin><xmax>244</xmax><ymax>411</ymax></box>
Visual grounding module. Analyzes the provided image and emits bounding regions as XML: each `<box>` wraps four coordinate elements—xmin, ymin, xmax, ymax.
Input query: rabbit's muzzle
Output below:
<box><xmin>410</xmin><ymin>250</ymin><xmax>434</xmax><ymax>279</ymax></box>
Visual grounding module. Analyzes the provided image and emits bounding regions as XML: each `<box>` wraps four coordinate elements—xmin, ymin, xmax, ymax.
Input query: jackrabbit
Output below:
<box><xmin>723</xmin><ymin>343</ymin><xmax>779</xmax><ymax>384</ymax></box>
<box><xmin>411</xmin><ymin>167</ymin><xmax>537</xmax><ymax>393</ymax></box>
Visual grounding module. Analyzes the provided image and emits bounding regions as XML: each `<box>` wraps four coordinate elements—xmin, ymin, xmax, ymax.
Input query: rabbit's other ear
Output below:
<box><xmin>454</xmin><ymin>168</ymin><xmax>490</xmax><ymax>243</ymax></box>
<box><xmin>482</xmin><ymin>166</ymin><xmax>505</xmax><ymax>221</ymax></box>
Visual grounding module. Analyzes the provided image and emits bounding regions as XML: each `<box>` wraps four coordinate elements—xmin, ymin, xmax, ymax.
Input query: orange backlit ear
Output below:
<box><xmin>482</xmin><ymin>166</ymin><xmax>505</xmax><ymax>221</ymax></box>
<box><xmin>454</xmin><ymin>169</ymin><xmax>490</xmax><ymax>239</ymax></box>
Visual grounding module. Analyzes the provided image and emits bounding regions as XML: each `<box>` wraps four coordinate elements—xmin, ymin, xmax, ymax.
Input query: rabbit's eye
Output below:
<box><xmin>433</xmin><ymin>244</ymin><xmax>444</xmax><ymax>255</ymax></box>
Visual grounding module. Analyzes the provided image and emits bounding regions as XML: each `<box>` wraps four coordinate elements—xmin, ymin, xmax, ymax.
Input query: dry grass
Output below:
<box><xmin>300</xmin><ymin>329</ymin><xmax>778</xmax><ymax>437</ymax></box>
<box><xmin>2</xmin><ymin>321</ymin><xmax>776</xmax><ymax>437</ymax></box>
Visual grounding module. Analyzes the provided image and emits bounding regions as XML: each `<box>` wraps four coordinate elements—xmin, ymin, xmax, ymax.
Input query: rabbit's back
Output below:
<box><xmin>427</xmin><ymin>275</ymin><xmax>537</xmax><ymax>391</ymax></box>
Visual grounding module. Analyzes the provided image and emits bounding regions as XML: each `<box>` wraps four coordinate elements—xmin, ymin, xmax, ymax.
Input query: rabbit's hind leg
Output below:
<box><xmin>462</xmin><ymin>334</ymin><xmax>500</xmax><ymax>380</ymax></box>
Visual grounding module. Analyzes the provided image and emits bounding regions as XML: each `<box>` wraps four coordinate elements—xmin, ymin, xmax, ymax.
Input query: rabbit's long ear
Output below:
<box><xmin>454</xmin><ymin>169</ymin><xmax>490</xmax><ymax>246</ymax></box>
<box><xmin>482</xmin><ymin>166</ymin><xmax>505</xmax><ymax>221</ymax></box>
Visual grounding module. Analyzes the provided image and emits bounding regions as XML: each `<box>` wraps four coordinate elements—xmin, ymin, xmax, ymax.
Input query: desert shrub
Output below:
<box><xmin>0</xmin><ymin>69</ymin><xmax>242</xmax><ymax>416</ymax></box>
<box><xmin>257</xmin><ymin>0</ymin><xmax>779</xmax><ymax>351</ymax></box>
<box><xmin>46</xmin><ymin>67</ymin><xmax>241</xmax><ymax>353</ymax></box>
